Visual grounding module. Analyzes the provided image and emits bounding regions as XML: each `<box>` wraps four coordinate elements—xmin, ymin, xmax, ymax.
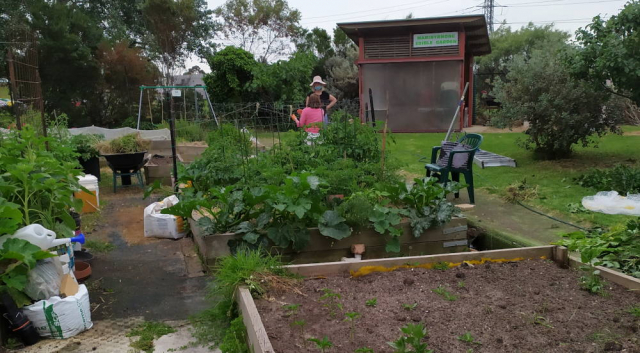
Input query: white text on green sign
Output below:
<box><xmin>413</xmin><ymin>32</ymin><xmax>459</xmax><ymax>48</ymax></box>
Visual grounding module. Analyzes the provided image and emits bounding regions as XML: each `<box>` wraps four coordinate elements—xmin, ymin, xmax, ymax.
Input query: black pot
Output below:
<box><xmin>1</xmin><ymin>293</ymin><xmax>39</xmax><ymax>346</ymax></box>
<box><xmin>103</xmin><ymin>152</ymin><xmax>147</xmax><ymax>185</ymax></box>
<box><xmin>79</xmin><ymin>156</ymin><xmax>101</xmax><ymax>181</ymax></box>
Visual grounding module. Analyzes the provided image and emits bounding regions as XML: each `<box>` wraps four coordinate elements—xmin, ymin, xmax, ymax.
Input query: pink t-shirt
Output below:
<box><xmin>297</xmin><ymin>107</ymin><xmax>324</xmax><ymax>133</ymax></box>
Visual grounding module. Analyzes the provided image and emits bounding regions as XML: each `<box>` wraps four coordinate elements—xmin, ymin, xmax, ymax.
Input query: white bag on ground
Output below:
<box><xmin>23</xmin><ymin>284</ymin><xmax>93</xmax><ymax>339</ymax></box>
<box><xmin>144</xmin><ymin>195</ymin><xmax>187</xmax><ymax>239</ymax></box>
<box><xmin>24</xmin><ymin>259</ymin><xmax>63</xmax><ymax>301</ymax></box>
<box><xmin>582</xmin><ymin>191</ymin><xmax>640</xmax><ymax>216</ymax></box>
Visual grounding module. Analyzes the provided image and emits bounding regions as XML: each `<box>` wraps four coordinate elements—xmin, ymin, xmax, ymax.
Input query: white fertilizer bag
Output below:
<box><xmin>582</xmin><ymin>191</ymin><xmax>640</xmax><ymax>216</ymax></box>
<box><xmin>23</xmin><ymin>284</ymin><xmax>93</xmax><ymax>339</ymax></box>
<box><xmin>144</xmin><ymin>195</ymin><xmax>187</xmax><ymax>239</ymax></box>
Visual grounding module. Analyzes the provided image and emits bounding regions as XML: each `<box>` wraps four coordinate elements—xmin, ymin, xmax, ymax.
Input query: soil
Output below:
<box><xmin>148</xmin><ymin>154</ymin><xmax>179</xmax><ymax>166</ymax></box>
<box><xmin>256</xmin><ymin>260</ymin><xmax>640</xmax><ymax>353</ymax></box>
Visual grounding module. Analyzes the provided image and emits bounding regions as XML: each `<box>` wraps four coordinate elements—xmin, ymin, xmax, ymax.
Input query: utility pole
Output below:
<box><xmin>482</xmin><ymin>0</ymin><xmax>495</xmax><ymax>33</ymax></box>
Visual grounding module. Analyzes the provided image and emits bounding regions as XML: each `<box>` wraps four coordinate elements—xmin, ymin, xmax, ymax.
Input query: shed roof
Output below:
<box><xmin>338</xmin><ymin>14</ymin><xmax>491</xmax><ymax>56</ymax></box>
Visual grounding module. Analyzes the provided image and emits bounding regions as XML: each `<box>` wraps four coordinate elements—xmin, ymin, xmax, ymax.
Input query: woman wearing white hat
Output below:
<box><xmin>305</xmin><ymin>76</ymin><xmax>337</xmax><ymax>118</ymax></box>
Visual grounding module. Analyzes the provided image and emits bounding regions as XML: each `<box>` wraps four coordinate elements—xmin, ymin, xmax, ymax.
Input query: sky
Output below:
<box><xmin>188</xmin><ymin>0</ymin><xmax>629</xmax><ymax>71</ymax></box>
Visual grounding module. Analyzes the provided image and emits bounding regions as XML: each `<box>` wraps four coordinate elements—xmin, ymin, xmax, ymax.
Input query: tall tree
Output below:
<box><xmin>324</xmin><ymin>46</ymin><xmax>358</xmax><ymax>100</ymax></box>
<box><xmin>294</xmin><ymin>27</ymin><xmax>334</xmax><ymax>77</ymax></box>
<box><xmin>569</xmin><ymin>0</ymin><xmax>640</xmax><ymax>105</ymax></box>
<box><xmin>214</xmin><ymin>0</ymin><xmax>302</xmax><ymax>62</ymax></box>
<box><xmin>332</xmin><ymin>26</ymin><xmax>355</xmax><ymax>56</ymax></box>
<box><xmin>142</xmin><ymin>0</ymin><xmax>215</xmax><ymax>85</ymax></box>
<box><xmin>204</xmin><ymin>46</ymin><xmax>257</xmax><ymax>103</ymax></box>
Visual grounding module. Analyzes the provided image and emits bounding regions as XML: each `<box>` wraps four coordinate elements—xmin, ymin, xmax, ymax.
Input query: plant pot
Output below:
<box><xmin>74</xmin><ymin>250</ymin><xmax>94</xmax><ymax>264</ymax></box>
<box><xmin>74</xmin><ymin>261</ymin><xmax>92</xmax><ymax>282</ymax></box>
<box><xmin>102</xmin><ymin>151</ymin><xmax>147</xmax><ymax>185</ymax></box>
<box><xmin>1</xmin><ymin>293</ymin><xmax>39</xmax><ymax>346</ymax></box>
<box><xmin>78</xmin><ymin>156</ymin><xmax>101</xmax><ymax>181</ymax></box>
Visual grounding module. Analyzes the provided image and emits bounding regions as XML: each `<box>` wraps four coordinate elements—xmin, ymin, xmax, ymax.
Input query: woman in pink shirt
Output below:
<box><xmin>294</xmin><ymin>94</ymin><xmax>324</xmax><ymax>143</ymax></box>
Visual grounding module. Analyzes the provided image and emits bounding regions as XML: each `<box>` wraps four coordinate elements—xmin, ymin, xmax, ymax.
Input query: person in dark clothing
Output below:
<box><xmin>305</xmin><ymin>76</ymin><xmax>337</xmax><ymax>112</ymax></box>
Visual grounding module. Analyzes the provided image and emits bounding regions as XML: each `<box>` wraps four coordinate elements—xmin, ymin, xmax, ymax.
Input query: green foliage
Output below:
<box><xmin>570</xmin><ymin>1</ymin><xmax>640</xmax><ymax>106</ymax></box>
<box><xmin>338</xmin><ymin>193</ymin><xmax>375</xmax><ymax>229</ymax></box>
<box><xmin>432</xmin><ymin>261</ymin><xmax>450</xmax><ymax>271</ymax></box>
<box><xmin>320</xmin><ymin>288</ymin><xmax>343</xmax><ymax>318</ymax></box>
<box><xmin>126</xmin><ymin>321</ymin><xmax>176</xmax><ymax>353</ymax></box>
<box><xmin>250</xmin><ymin>51</ymin><xmax>317</xmax><ymax>103</ymax></box>
<box><xmin>365</xmin><ymin>298</ymin><xmax>377</xmax><ymax>307</ymax></box>
<box><xmin>355</xmin><ymin>348</ymin><xmax>374</xmax><ymax>353</ymax></box>
<box><xmin>492</xmin><ymin>44</ymin><xmax>622</xmax><ymax>159</ymax></box>
<box><xmin>318</xmin><ymin>210</ymin><xmax>350</xmax><ymax>240</ymax></box>
<box><xmin>578</xmin><ymin>267</ymin><xmax>608</xmax><ymax>296</ymax></box>
<box><xmin>344</xmin><ymin>312</ymin><xmax>361</xmax><ymax>341</ymax></box>
<box><xmin>402</xmin><ymin>303</ymin><xmax>418</xmax><ymax>311</ymax></box>
<box><xmin>70</xmin><ymin>134</ymin><xmax>104</xmax><ymax>160</ymax></box>
<box><xmin>219</xmin><ymin>317</ymin><xmax>250</xmax><ymax>353</ymax></box>
<box><xmin>205</xmin><ymin>46</ymin><xmax>257</xmax><ymax>103</ymax></box>
<box><xmin>369</xmin><ymin>204</ymin><xmax>406</xmax><ymax>253</ymax></box>
<box><xmin>388</xmin><ymin>323</ymin><xmax>433</xmax><ymax>353</ymax></box>
<box><xmin>283</xmin><ymin>303</ymin><xmax>300</xmax><ymax>317</ymax></box>
<box><xmin>308</xmin><ymin>336</ymin><xmax>333</xmax><ymax>353</ymax></box>
<box><xmin>574</xmin><ymin>165</ymin><xmax>640</xmax><ymax>194</ymax></box>
<box><xmin>627</xmin><ymin>305</ymin><xmax>640</xmax><ymax>317</ymax></box>
<box><xmin>84</xmin><ymin>240</ymin><xmax>115</xmax><ymax>253</ymax></box>
<box><xmin>458</xmin><ymin>281</ymin><xmax>466</xmax><ymax>288</ymax></box>
<box><xmin>457</xmin><ymin>332</ymin><xmax>481</xmax><ymax>345</ymax></box>
<box><xmin>555</xmin><ymin>219</ymin><xmax>640</xmax><ymax>278</ymax></box>
<box><xmin>431</xmin><ymin>285</ymin><xmax>458</xmax><ymax>301</ymax></box>
<box><xmin>96</xmin><ymin>133</ymin><xmax>150</xmax><ymax>154</ymax></box>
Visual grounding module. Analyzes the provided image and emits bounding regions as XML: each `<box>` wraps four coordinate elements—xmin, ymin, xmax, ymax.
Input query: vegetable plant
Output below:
<box><xmin>432</xmin><ymin>286</ymin><xmax>458</xmax><ymax>301</ymax></box>
<box><xmin>365</xmin><ymin>298</ymin><xmax>377</xmax><ymax>307</ymax></box>
<box><xmin>388</xmin><ymin>323</ymin><xmax>433</xmax><ymax>353</ymax></box>
<box><xmin>402</xmin><ymin>303</ymin><xmax>418</xmax><ymax>311</ymax></box>
<box><xmin>355</xmin><ymin>348</ymin><xmax>374</xmax><ymax>353</ymax></box>
<box><xmin>70</xmin><ymin>133</ymin><xmax>103</xmax><ymax>160</ymax></box>
<box><xmin>308</xmin><ymin>336</ymin><xmax>333</xmax><ymax>353</ymax></box>
<box><xmin>578</xmin><ymin>266</ymin><xmax>608</xmax><ymax>296</ymax></box>
<box><xmin>291</xmin><ymin>319</ymin><xmax>307</xmax><ymax>347</ymax></box>
<box><xmin>344</xmin><ymin>312</ymin><xmax>361</xmax><ymax>341</ymax></box>
<box><xmin>457</xmin><ymin>332</ymin><xmax>481</xmax><ymax>345</ymax></box>
<box><xmin>369</xmin><ymin>204</ymin><xmax>406</xmax><ymax>253</ymax></box>
<box><xmin>320</xmin><ymin>288</ymin><xmax>343</xmax><ymax>318</ymax></box>
<box><xmin>432</xmin><ymin>261</ymin><xmax>450</xmax><ymax>271</ymax></box>
<box><xmin>283</xmin><ymin>304</ymin><xmax>300</xmax><ymax>318</ymax></box>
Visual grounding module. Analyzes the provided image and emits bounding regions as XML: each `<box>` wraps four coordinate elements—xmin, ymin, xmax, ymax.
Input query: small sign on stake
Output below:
<box><xmin>171</xmin><ymin>89</ymin><xmax>181</xmax><ymax>97</ymax></box>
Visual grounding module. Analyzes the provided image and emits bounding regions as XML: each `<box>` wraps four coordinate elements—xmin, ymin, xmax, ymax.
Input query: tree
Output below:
<box><xmin>204</xmin><ymin>46</ymin><xmax>257</xmax><ymax>103</ymax></box>
<box><xmin>333</xmin><ymin>26</ymin><xmax>355</xmax><ymax>56</ymax></box>
<box><xmin>569</xmin><ymin>1</ymin><xmax>640</xmax><ymax>106</ymax></box>
<box><xmin>142</xmin><ymin>0</ymin><xmax>215</xmax><ymax>85</ymax></box>
<box><xmin>184</xmin><ymin>66</ymin><xmax>205</xmax><ymax>75</ymax></box>
<box><xmin>250</xmin><ymin>51</ymin><xmax>316</xmax><ymax>102</ymax></box>
<box><xmin>491</xmin><ymin>45</ymin><xmax>622</xmax><ymax>159</ymax></box>
<box><xmin>324</xmin><ymin>46</ymin><xmax>358</xmax><ymax>99</ymax></box>
<box><xmin>214</xmin><ymin>0</ymin><xmax>302</xmax><ymax>62</ymax></box>
<box><xmin>294</xmin><ymin>27</ymin><xmax>335</xmax><ymax>77</ymax></box>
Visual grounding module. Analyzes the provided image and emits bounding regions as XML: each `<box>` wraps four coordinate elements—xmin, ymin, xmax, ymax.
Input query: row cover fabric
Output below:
<box><xmin>582</xmin><ymin>191</ymin><xmax>640</xmax><ymax>216</ymax></box>
<box><xmin>68</xmin><ymin>126</ymin><xmax>170</xmax><ymax>141</ymax></box>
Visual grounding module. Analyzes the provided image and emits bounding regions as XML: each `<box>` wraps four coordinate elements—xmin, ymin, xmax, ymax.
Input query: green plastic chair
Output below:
<box><xmin>425</xmin><ymin>133</ymin><xmax>483</xmax><ymax>204</ymax></box>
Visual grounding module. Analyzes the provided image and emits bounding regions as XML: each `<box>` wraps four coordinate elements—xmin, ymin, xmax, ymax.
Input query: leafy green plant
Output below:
<box><xmin>627</xmin><ymin>305</ymin><xmax>640</xmax><ymax>317</ymax></box>
<box><xmin>320</xmin><ymin>288</ymin><xmax>343</xmax><ymax>318</ymax></box>
<box><xmin>457</xmin><ymin>332</ymin><xmax>481</xmax><ymax>345</ymax></box>
<box><xmin>126</xmin><ymin>321</ymin><xmax>176</xmax><ymax>353</ymax></box>
<box><xmin>458</xmin><ymin>281</ymin><xmax>466</xmax><ymax>288</ymax></box>
<box><xmin>369</xmin><ymin>204</ymin><xmax>406</xmax><ymax>253</ymax></box>
<box><xmin>555</xmin><ymin>219</ymin><xmax>640</xmax><ymax>278</ymax></box>
<box><xmin>337</xmin><ymin>193</ymin><xmax>376</xmax><ymax>229</ymax></box>
<box><xmin>432</xmin><ymin>261</ymin><xmax>450</xmax><ymax>271</ymax></box>
<box><xmin>219</xmin><ymin>316</ymin><xmax>250</xmax><ymax>353</ymax></box>
<box><xmin>574</xmin><ymin>165</ymin><xmax>640</xmax><ymax>194</ymax></box>
<box><xmin>355</xmin><ymin>348</ymin><xmax>374</xmax><ymax>353</ymax></box>
<box><xmin>388</xmin><ymin>323</ymin><xmax>433</xmax><ymax>353</ymax></box>
<box><xmin>365</xmin><ymin>298</ymin><xmax>377</xmax><ymax>307</ymax></box>
<box><xmin>283</xmin><ymin>303</ymin><xmax>300</xmax><ymax>318</ymax></box>
<box><xmin>402</xmin><ymin>303</ymin><xmax>418</xmax><ymax>311</ymax></box>
<box><xmin>291</xmin><ymin>320</ymin><xmax>307</xmax><ymax>347</ymax></box>
<box><xmin>579</xmin><ymin>267</ymin><xmax>608</xmax><ymax>296</ymax></box>
<box><xmin>308</xmin><ymin>336</ymin><xmax>333</xmax><ymax>353</ymax></box>
<box><xmin>431</xmin><ymin>286</ymin><xmax>458</xmax><ymax>301</ymax></box>
<box><xmin>70</xmin><ymin>133</ymin><xmax>103</xmax><ymax>160</ymax></box>
<box><xmin>344</xmin><ymin>312</ymin><xmax>361</xmax><ymax>341</ymax></box>
<box><xmin>84</xmin><ymin>239</ymin><xmax>115</xmax><ymax>253</ymax></box>
<box><xmin>96</xmin><ymin>133</ymin><xmax>150</xmax><ymax>154</ymax></box>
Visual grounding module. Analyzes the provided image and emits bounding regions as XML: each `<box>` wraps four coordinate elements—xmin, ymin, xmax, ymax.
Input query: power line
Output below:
<box><xmin>482</xmin><ymin>0</ymin><xmax>496</xmax><ymax>32</ymax></box>
<box><xmin>302</xmin><ymin>0</ymin><xmax>427</xmax><ymax>20</ymax></box>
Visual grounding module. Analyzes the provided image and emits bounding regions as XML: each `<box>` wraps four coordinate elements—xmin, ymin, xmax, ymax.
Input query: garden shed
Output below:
<box><xmin>338</xmin><ymin>15</ymin><xmax>491</xmax><ymax>132</ymax></box>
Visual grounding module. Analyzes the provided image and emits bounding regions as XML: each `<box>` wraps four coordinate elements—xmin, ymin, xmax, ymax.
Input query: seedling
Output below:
<box><xmin>365</xmin><ymin>298</ymin><xmax>378</xmax><ymax>307</ymax></box>
<box><xmin>355</xmin><ymin>348</ymin><xmax>374</xmax><ymax>353</ymax></box>
<box><xmin>432</xmin><ymin>261</ymin><xmax>450</xmax><ymax>271</ymax></box>
<box><xmin>344</xmin><ymin>312</ymin><xmax>361</xmax><ymax>341</ymax></box>
<box><xmin>402</xmin><ymin>303</ymin><xmax>418</xmax><ymax>311</ymax></box>
<box><xmin>531</xmin><ymin>313</ymin><xmax>553</xmax><ymax>328</ymax></box>
<box><xmin>283</xmin><ymin>303</ymin><xmax>300</xmax><ymax>317</ymax></box>
<box><xmin>457</xmin><ymin>281</ymin><xmax>466</xmax><ymax>288</ymax></box>
<box><xmin>431</xmin><ymin>286</ymin><xmax>458</xmax><ymax>301</ymax></box>
<box><xmin>579</xmin><ymin>267</ymin><xmax>608</xmax><ymax>296</ymax></box>
<box><xmin>320</xmin><ymin>288</ymin><xmax>343</xmax><ymax>318</ymax></box>
<box><xmin>291</xmin><ymin>320</ymin><xmax>307</xmax><ymax>347</ymax></box>
<box><xmin>387</xmin><ymin>323</ymin><xmax>433</xmax><ymax>353</ymax></box>
<box><xmin>308</xmin><ymin>336</ymin><xmax>333</xmax><ymax>353</ymax></box>
<box><xmin>457</xmin><ymin>332</ymin><xmax>481</xmax><ymax>345</ymax></box>
<box><xmin>628</xmin><ymin>305</ymin><xmax>640</xmax><ymax>317</ymax></box>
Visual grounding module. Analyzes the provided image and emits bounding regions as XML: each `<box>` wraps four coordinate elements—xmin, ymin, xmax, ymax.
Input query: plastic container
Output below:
<box><xmin>75</xmin><ymin>174</ymin><xmax>100</xmax><ymax>213</ymax></box>
<box><xmin>1</xmin><ymin>225</ymin><xmax>85</xmax><ymax>251</ymax></box>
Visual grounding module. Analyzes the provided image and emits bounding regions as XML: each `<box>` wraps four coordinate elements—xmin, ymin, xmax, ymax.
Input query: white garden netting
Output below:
<box><xmin>68</xmin><ymin>126</ymin><xmax>170</xmax><ymax>141</ymax></box>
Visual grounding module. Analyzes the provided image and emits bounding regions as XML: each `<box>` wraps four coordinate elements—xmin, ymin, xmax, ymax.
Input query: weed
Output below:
<box><xmin>432</xmin><ymin>261</ymin><xmax>450</xmax><ymax>271</ymax></box>
<box><xmin>365</xmin><ymin>298</ymin><xmax>378</xmax><ymax>307</ymax></box>
<box><xmin>457</xmin><ymin>281</ymin><xmax>466</xmax><ymax>288</ymax></box>
<box><xmin>503</xmin><ymin>178</ymin><xmax>538</xmax><ymax>203</ymax></box>
<box><xmin>628</xmin><ymin>305</ymin><xmax>640</xmax><ymax>317</ymax></box>
<box><xmin>402</xmin><ymin>303</ymin><xmax>418</xmax><ymax>311</ymax></box>
<box><xmin>588</xmin><ymin>329</ymin><xmax>621</xmax><ymax>346</ymax></box>
<box><xmin>308</xmin><ymin>336</ymin><xmax>333</xmax><ymax>352</ymax></box>
<box><xmin>355</xmin><ymin>348</ymin><xmax>374</xmax><ymax>353</ymax></box>
<box><xmin>291</xmin><ymin>320</ymin><xmax>307</xmax><ymax>348</ymax></box>
<box><xmin>431</xmin><ymin>286</ymin><xmax>458</xmax><ymax>301</ymax></box>
<box><xmin>579</xmin><ymin>267</ymin><xmax>608</xmax><ymax>296</ymax></box>
<box><xmin>127</xmin><ymin>321</ymin><xmax>176</xmax><ymax>353</ymax></box>
<box><xmin>457</xmin><ymin>332</ymin><xmax>481</xmax><ymax>345</ymax></box>
<box><xmin>219</xmin><ymin>316</ymin><xmax>250</xmax><ymax>353</ymax></box>
<box><xmin>283</xmin><ymin>303</ymin><xmax>300</xmax><ymax>317</ymax></box>
<box><xmin>320</xmin><ymin>288</ymin><xmax>343</xmax><ymax>318</ymax></box>
<box><xmin>388</xmin><ymin>323</ymin><xmax>433</xmax><ymax>353</ymax></box>
<box><xmin>84</xmin><ymin>239</ymin><xmax>115</xmax><ymax>253</ymax></box>
<box><xmin>530</xmin><ymin>313</ymin><xmax>553</xmax><ymax>328</ymax></box>
<box><xmin>344</xmin><ymin>312</ymin><xmax>361</xmax><ymax>341</ymax></box>
<box><xmin>484</xmin><ymin>306</ymin><xmax>493</xmax><ymax>314</ymax></box>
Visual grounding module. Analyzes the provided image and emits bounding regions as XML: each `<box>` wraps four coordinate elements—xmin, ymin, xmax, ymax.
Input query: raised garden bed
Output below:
<box><xmin>238</xmin><ymin>246</ymin><xmax>640</xmax><ymax>353</ymax></box>
<box><xmin>189</xmin><ymin>217</ymin><xmax>469</xmax><ymax>265</ymax></box>
<box><xmin>144</xmin><ymin>154</ymin><xmax>184</xmax><ymax>186</ymax></box>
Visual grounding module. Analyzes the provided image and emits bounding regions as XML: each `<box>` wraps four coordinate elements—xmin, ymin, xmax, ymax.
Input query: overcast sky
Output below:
<box><xmin>188</xmin><ymin>0</ymin><xmax>628</xmax><ymax>71</ymax></box>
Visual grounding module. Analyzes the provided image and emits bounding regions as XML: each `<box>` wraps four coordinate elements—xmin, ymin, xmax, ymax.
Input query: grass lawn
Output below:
<box><xmin>389</xmin><ymin>126</ymin><xmax>640</xmax><ymax>229</ymax></box>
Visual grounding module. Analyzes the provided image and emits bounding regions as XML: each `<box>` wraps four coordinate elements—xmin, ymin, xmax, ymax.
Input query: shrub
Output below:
<box><xmin>492</xmin><ymin>45</ymin><xmax>622</xmax><ymax>159</ymax></box>
<box><xmin>574</xmin><ymin>165</ymin><xmax>640</xmax><ymax>194</ymax></box>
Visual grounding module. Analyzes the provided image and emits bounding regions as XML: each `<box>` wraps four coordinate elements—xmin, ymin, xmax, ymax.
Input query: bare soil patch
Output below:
<box><xmin>256</xmin><ymin>260</ymin><xmax>640</xmax><ymax>353</ymax></box>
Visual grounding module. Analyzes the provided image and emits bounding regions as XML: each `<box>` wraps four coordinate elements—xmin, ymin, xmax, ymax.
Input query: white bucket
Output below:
<box><xmin>76</xmin><ymin>174</ymin><xmax>100</xmax><ymax>213</ymax></box>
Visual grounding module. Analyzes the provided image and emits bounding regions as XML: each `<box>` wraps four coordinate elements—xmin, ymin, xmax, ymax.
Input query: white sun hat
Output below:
<box><xmin>309</xmin><ymin>76</ymin><xmax>327</xmax><ymax>86</ymax></box>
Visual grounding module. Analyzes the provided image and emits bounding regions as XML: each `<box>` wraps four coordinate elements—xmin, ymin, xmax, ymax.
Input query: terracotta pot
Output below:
<box><xmin>74</xmin><ymin>261</ymin><xmax>92</xmax><ymax>282</ymax></box>
<box><xmin>327</xmin><ymin>194</ymin><xmax>344</xmax><ymax>202</ymax></box>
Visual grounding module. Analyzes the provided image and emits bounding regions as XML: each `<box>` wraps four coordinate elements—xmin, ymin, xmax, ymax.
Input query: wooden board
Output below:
<box><xmin>568</xmin><ymin>256</ymin><xmax>640</xmax><ymax>291</ymax></box>
<box><xmin>237</xmin><ymin>287</ymin><xmax>275</xmax><ymax>353</ymax></box>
